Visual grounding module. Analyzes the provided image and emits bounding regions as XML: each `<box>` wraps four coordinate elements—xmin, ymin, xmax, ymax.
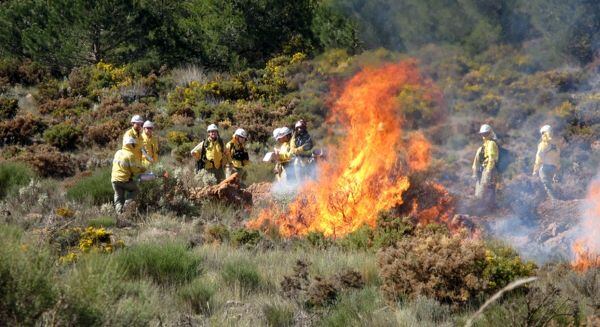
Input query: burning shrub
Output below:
<box><xmin>0</xmin><ymin>114</ymin><xmax>47</xmax><ymax>146</ymax></box>
<box><xmin>0</xmin><ymin>96</ymin><xmax>19</xmax><ymax>119</ymax></box>
<box><xmin>43</xmin><ymin>123</ymin><xmax>83</xmax><ymax>151</ymax></box>
<box><xmin>378</xmin><ymin>227</ymin><xmax>487</xmax><ymax>306</ymax></box>
<box><xmin>15</xmin><ymin>144</ymin><xmax>78</xmax><ymax>178</ymax></box>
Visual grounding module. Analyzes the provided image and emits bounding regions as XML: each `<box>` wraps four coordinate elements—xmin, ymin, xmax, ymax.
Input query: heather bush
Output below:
<box><xmin>16</xmin><ymin>144</ymin><xmax>77</xmax><ymax>178</ymax></box>
<box><xmin>86</xmin><ymin>120</ymin><xmax>122</xmax><ymax>146</ymax></box>
<box><xmin>115</xmin><ymin>242</ymin><xmax>202</xmax><ymax>285</ymax></box>
<box><xmin>378</xmin><ymin>227</ymin><xmax>487</xmax><ymax>306</ymax></box>
<box><xmin>0</xmin><ymin>96</ymin><xmax>18</xmax><ymax>119</ymax></box>
<box><xmin>0</xmin><ymin>162</ymin><xmax>34</xmax><ymax>199</ymax></box>
<box><xmin>38</xmin><ymin>97</ymin><xmax>91</xmax><ymax>119</ymax></box>
<box><xmin>68</xmin><ymin>66</ymin><xmax>92</xmax><ymax>97</ymax></box>
<box><xmin>66</xmin><ymin>167</ymin><xmax>113</xmax><ymax>205</ymax></box>
<box><xmin>43</xmin><ymin>123</ymin><xmax>83</xmax><ymax>151</ymax></box>
<box><xmin>0</xmin><ymin>114</ymin><xmax>47</xmax><ymax>146</ymax></box>
<box><xmin>36</xmin><ymin>78</ymin><xmax>63</xmax><ymax>101</ymax></box>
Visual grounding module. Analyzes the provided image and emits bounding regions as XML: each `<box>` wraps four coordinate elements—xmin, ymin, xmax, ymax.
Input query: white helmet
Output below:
<box><xmin>479</xmin><ymin>124</ymin><xmax>492</xmax><ymax>134</ymax></box>
<box><xmin>539</xmin><ymin>125</ymin><xmax>552</xmax><ymax>135</ymax></box>
<box><xmin>143</xmin><ymin>120</ymin><xmax>154</xmax><ymax>128</ymax></box>
<box><xmin>234</xmin><ymin>128</ymin><xmax>248</xmax><ymax>139</ymax></box>
<box><xmin>207</xmin><ymin>124</ymin><xmax>219</xmax><ymax>132</ymax></box>
<box><xmin>272</xmin><ymin>128</ymin><xmax>281</xmax><ymax>139</ymax></box>
<box><xmin>276</xmin><ymin>127</ymin><xmax>292</xmax><ymax>140</ymax></box>
<box><xmin>124</xmin><ymin>136</ymin><xmax>137</xmax><ymax>145</ymax></box>
<box><xmin>131</xmin><ymin>115</ymin><xmax>144</xmax><ymax>124</ymax></box>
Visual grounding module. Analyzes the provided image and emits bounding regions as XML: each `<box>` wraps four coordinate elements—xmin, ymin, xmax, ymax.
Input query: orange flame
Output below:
<box><xmin>248</xmin><ymin>61</ymin><xmax>446</xmax><ymax>237</ymax></box>
<box><xmin>571</xmin><ymin>176</ymin><xmax>600</xmax><ymax>272</ymax></box>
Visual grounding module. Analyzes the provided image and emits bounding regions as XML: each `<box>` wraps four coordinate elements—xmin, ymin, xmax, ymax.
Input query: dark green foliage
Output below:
<box><xmin>0</xmin><ymin>162</ymin><xmax>34</xmax><ymax>199</ymax></box>
<box><xmin>66</xmin><ymin>168</ymin><xmax>113</xmax><ymax>205</ymax></box>
<box><xmin>221</xmin><ymin>258</ymin><xmax>262</xmax><ymax>291</ymax></box>
<box><xmin>116</xmin><ymin>242</ymin><xmax>202</xmax><ymax>285</ymax></box>
<box><xmin>483</xmin><ymin>242</ymin><xmax>537</xmax><ymax>291</ymax></box>
<box><xmin>43</xmin><ymin>123</ymin><xmax>82</xmax><ymax>151</ymax></box>
<box><xmin>231</xmin><ymin>228</ymin><xmax>262</xmax><ymax>247</ymax></box>
<box><xmin>0</xmin><ymin>96</ymin><xmax>18</xmax><ymax>119</ymax></box>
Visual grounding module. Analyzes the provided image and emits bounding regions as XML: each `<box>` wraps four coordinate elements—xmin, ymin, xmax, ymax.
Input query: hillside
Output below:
<box><xmin>1</xmin><ymin>0</ymin><xmax>599</xmax><ymax>325</ymax></box>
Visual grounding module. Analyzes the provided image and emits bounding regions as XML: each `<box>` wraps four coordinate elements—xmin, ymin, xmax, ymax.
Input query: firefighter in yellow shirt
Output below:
<box><xmin>472</xmin><ymin>124</ymin><xmax>499</xmax><ymax>210</ymax></box>
<box><xmin>111</xmin><ymin>137</ymin><xmax>147</xmax><ymax>214</ymax></box>
<box><xmin>123</xmin><ymin>115</ymin><xmax>144</xmax><ymax>160</ymax></box>
<box><xmin>532</xmin><ymin>125</ymin><xmax>561</xmax><ymax>200</ymax></box>
<box><xmin>191</xmin><ymin>124</ymin><xmax>226</xmax><ymax>183</ymax></box>
<box><xmin>272</xmin><ymin>127</ymin><xmax>294</xmax><ymax>182</ymax></box>
<box><xmin>225</xmin><ymin>128</ymin><xmax>250</xmax><ymax>183</ymax></box>
<box><xmin>141</xmin><ymin>120</ymin><xmax>159</xmax><ymax>166</ymax></box>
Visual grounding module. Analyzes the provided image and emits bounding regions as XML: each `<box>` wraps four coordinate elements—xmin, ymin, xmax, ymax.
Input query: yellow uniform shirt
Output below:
<box><xmin>123</xmin><ymin>128</ymin><xmax>143</xmax><ymax>160</ymax></box>
<box><xmin>225</xmin><ymin>139</ymin><xmax>249</xmax><ymax>168</ymax></box>
<box><xmin>472</xmin><ymin>138</ymin><xmax>499</xmax><ymax>172</ymax></box>
<box><xmin>191</xmin><ymin>138</ymin><xmax>225</xmax><ymax>169</ymax></box>
<box><xmin>533</xmin><ymin>135</ymin><xmax>560</xmax><ymax>174</ymax></box>
<box><xmin>111</xmin><ymin>147</ymin><xmax>147</xmax><ymax>182</ymax></box>
<box><xmin>141</xmin><ymin>132</ymin><xmax>159</xmax><ymax>165</ymax></box>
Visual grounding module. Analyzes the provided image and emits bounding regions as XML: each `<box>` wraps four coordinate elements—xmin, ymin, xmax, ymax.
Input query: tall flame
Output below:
<box><xmin>248</xmin><ymin>61</ymin><xmax>440</xmax><ymax>237</ymax></box>
<box><xmin>571</xmin><ymin>176</ymin><xmax>600</xmax><ymax>272</ymax></box>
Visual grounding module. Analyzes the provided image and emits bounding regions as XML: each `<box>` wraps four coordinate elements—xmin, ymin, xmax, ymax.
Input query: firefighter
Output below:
<box><xmin>472</xmin><ymin>124</ymin><xmax>499</xmax><ymax>211</ymax></box>
<box><xmin>123</xmin><ymin>115</ymin><xmax>144</xmax><ymax>160</ymax></box>
<box><xmin>532</xmin><ymin>125</ymin><xmax>561</xmax><ymax>200</ymax></box>
<box><xmin>191</xmin><ymin>124</ymin><xmax>226</xmax><ymax>183</ymax></box>
<box><xmin>273</xmin><ymin>127</ymin><xmax>294</xmax><ymax>182</ymax></box>
<box><xmin>111</xmin><ymin>137</ymin><xmax>147</xmax><ymax>214</ymax></box>
<box><xmin>141</xmin><ymin>120</ymin><xmax>159</xmax><ymax>165</ymax></box>
<box><xmin>225</xmin><ymin>128</ymin><xmax>250</xmax><ymax>183</ymax></box>
<box><xmin>290</xmin><ymin>119</ymin><xmax>315</xmax><ymax>181</ymax></box>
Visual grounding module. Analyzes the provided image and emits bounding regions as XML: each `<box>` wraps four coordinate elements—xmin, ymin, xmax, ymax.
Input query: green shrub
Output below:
<box><xmin>0</xmin><ymin>225</ymin><xmax>56</xmax><ymax>325</ymax></box>
<box><xmin>483</xmin><ymin>242</ymin><xmax>537</xmax><ymax>291</ymax></box>
<box><xmin>171</xmin><ymin>142</ymin><xmax>194</xmax><ymax>162</ymax></box>
<box><xmin>0</xmin><ymin>162</ymin><xmax>34</xmax><ymax>199</ymax></box>
<box><xmin>0</xmin><ymin>96</ymin><xmax>19</xmax><ymax>119</ymax></box>
<box><xmin>221</xmin><ymin>258</ymin><xmax>262</xmax><ymax>291</ymax></box>
<box><xmin>263</xmin><ymin>303</ymin><xmax>294</xmax><ymax>327</ymax></box>
<box><xmin>66</xmin><ymin>168</ymin><xmax>113</xmax><ymax>205</ymax></box>
<box><xmin>116</xmin><ymin>242</ymin><xmax>202</xmax><ymax>285</ymax></box>
<box><xmin>178</xmin><ymin>277</ymin><xmax>216</xmax><ymax>315</ymax></box>
<box><xmin>231</xmin><ymin>228</ymin><xmax>262</xmax><ymax>247</ymax></box>
<box><xmin>43</xmin><ymin>123</ymin><xmax>82</xmax><ymax>151</ymax></box>
<box><xmin>87</xmin><ymin>216</ymin><xmax>117</xmax><ymax>228</ymax></box>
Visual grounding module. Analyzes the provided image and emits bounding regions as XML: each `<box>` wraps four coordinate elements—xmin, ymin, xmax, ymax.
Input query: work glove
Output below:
<box><xmin>531</xmin><ymin>171</ymin><xmax>537</xmax><ymax>177</ymax></box>
<box><xmin>552</xmin><ymin>174</ymin><xmax>559</xmax><ymax>183</ymax></box>
<box><xmin>471</xmin><ymin>174</ymin><xmax>478</xmax><ymax>182</ymax></box>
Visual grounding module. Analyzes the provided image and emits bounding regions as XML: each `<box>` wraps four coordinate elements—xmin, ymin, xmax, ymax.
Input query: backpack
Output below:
<box><xmin>476</xmin><ymin>140</ymin><xmax>514</xmax><ymax>174</ymax></box>
<box><xmin>195</xmin><ymin>138</ymin><xmax>224</xmax><ymax>172</ymax></box>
